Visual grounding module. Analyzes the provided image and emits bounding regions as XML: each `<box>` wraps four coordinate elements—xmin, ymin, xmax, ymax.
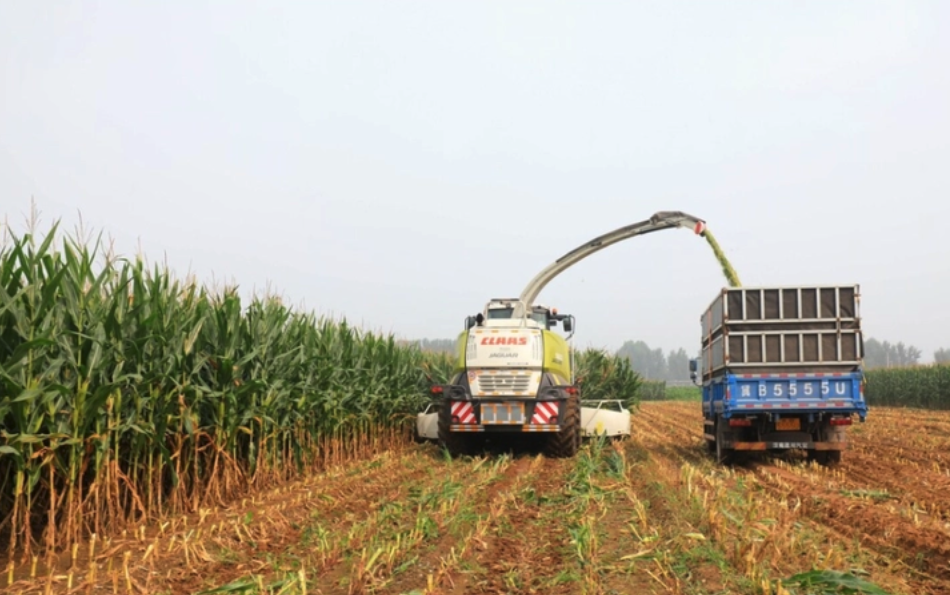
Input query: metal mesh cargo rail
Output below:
<box><xmin>700</xmin><ymin>285</ymin><xmax>863</xmax><ymax>378</ymax></box>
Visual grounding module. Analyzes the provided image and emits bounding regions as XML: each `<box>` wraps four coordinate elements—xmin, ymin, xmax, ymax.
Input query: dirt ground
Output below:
<box><xmin>5</xmin><ymin>401</ymin><xmax>950</xmax><ymax>595</ymax></box>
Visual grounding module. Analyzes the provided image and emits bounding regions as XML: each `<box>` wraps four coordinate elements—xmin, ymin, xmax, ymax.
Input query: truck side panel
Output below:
<box><xmin>700</xmin><ymin>285</ymin><xmax>863</xmax><ymax>379</ymax></box>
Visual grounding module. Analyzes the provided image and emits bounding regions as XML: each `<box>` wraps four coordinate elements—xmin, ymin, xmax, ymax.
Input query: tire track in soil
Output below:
<box><xmin>639</xmin><ymin>403</ymin><xmax>950</xmax><ymax>594</ymax></box>
<box><xmin>837</xmin><ymin>452</ymin><xmax>950</xmax><ymax>522</ymax></box>
<box><xmin>748</xmin><ymin>461</ymin><xmax>950</xmax><ymax>594</ymax></box>
<box><xmin>596</xmin><ymin>442</ymin><xmax>695</xmax><ymax>595</ymax></box>
<box><xmin>866</xmin><ymin>409</ymin><xmax>950</xmax><ymax>429</ymax></box>
<box><xmin>449</xmin><ymin>456</ymin><xmax>576</xmax><ymax>595</ymax></box>
<box><xmin>151</xmin><ymin>448</ymin><xmax>437</xmax><ymax>595</ymax></box>
<box><xmin>636</xmin><ymin>403</ymin><xmax>704</xmax><ymax>440</ymax></box>
<box><xmin>689</xmin><ymin>396</ymin><xmax>950</xmax><ymax>588</ymax></box>
<box><xmin>852</xmin><ymin>438</ymin><xmax>950</xmax><ymax>469</ymax></box>
<box><xmin>5</xmin><ymin>447</ymin><xmax>425</xmax><ymax>595</ymax></box>
<box><xmin>643</xmin><ymin>402</ymin><xmax>950</xmax><ymax>523</ymax></box>
<box><xmin>840</xmin><ymin>408</ymin><xmax>950</xmax><ymax>468</ymax></box>
<box><xmin>617</xmin><ymin>428</ymin><xmax>756</xmax><ymax>594</ymax></box>
<box><xmin>633</xmin><ymin>405</ymin><xmax>710</xmax><ymax>467</ymax></box>
<box><xmin>374</xmin><ymin>453</ymin><xmax>536</xmax><ymax>595</ymax></box>
<box><xmin>289</xmin><ymin>446</ymin><xmax>498</xmax><ymax>595</ymax></box>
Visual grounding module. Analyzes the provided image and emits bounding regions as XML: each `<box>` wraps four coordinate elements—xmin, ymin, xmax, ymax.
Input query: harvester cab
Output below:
<box><xmin>467</xmin><ymin>300</ymin><xmax>574</xmax><ymax>334</ymax></box>
<box><xmin>417</xmin><ymin>210</ymin><xmax>708</xmax><ymax>458</ymax></box>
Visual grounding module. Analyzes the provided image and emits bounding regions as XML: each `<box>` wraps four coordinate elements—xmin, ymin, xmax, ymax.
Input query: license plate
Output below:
<box><xmin>480</xmin><ymin>402</ymin><xmax>525</xmax><ymax>424</ymax></box>
<box><xmin>776</xmin><ymin>418</ymin><xmax>801</xmax><ymax>431</ymax></box>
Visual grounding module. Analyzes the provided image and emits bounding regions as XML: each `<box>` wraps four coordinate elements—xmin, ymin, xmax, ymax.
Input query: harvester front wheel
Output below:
<box><xmin>437</xmin><ymin>399</ymin><xmax>477</xmax><ymax>457</ymax></box>
<box><xmin>545</xmin><ymin>394</ymin><xmax>581</xmax><ymax>458</ymax></box>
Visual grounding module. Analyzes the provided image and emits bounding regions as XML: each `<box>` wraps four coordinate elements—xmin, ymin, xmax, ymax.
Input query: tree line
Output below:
<box><xmin>615</xmin><ymin>340</ymin><xmax>692</xmax><ymax>381</ymax></box>
<box><xmin>864</xmin><ymin>338</ymin><xmax>949</xmax><ymax>368</ymax></box>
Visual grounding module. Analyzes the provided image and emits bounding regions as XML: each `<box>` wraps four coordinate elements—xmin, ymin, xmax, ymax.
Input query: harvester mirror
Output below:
<box><xmin>562</xmin><ymin>317</ymin><xmax>573</xmax><ymax>333</ymax></box>
<box><xmin>688</xmin><ymin>358</ymin><xmax>698</xmax><ymax>373</ymax></box>
<box><xmin>464</xmin><ymin>316</ymin><xmax>475</xmax><ymax>329</ymax></box>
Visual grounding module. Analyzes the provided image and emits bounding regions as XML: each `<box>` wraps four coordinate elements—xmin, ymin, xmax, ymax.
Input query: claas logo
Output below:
<box><xmin>480</xmin><ymin>336</ymin><xmax>528</xmax><ymax>346</ymax></box>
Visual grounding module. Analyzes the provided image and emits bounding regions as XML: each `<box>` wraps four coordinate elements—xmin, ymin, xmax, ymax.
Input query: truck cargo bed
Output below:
<box><xmin>700</xmin><ymin>285</ymin><xmax>863</xmax><ymax>379</ymax></box>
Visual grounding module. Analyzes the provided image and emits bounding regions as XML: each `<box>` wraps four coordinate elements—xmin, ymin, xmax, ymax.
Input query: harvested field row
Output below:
<box><xmin>639</xmin><ymin>401</ymin><xmax>950</xmax><ymax>595</ymax></box>
<box><xmin>6</xmin><ymin>402</ymin><xmax>950</xmax><ymax>594</ymax></box>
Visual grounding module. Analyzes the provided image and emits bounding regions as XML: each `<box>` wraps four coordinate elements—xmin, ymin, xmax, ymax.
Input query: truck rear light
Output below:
<box><xmin>431</xmin><ymin>386</ymin><xmax>443</xmax><ymax>394</ymax></box>
<box><xmin>729</xmin><ymin>418</ymin><xmax>752</xmax><ymax>427</ymax></box>
<box><xmin>565</xmin><ymin>386</ymin><xmax>578</xmax><ymax>395</ymax></box>
<box><xmin>829</xmin><ymin>416</ymin><xmax>852</xmax><ymax>426</ymax></box>
<box><xmin>452</xmin><ymin>415</ymin><xmax>460</xmax><ymax>423</ymax></box>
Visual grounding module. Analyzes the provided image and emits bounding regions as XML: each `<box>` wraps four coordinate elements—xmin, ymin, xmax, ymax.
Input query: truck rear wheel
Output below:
<box><xmin>437</xmin><ymin>399</ymin><xmax>477</xmax><ymax>457</ymax></box>
<box><xmin>704</xmin><ymin>419</ymin><xmax>716</xmax><ymax>454</ymax></box>
<box><xmin>714</xmin><ymin>414</ymin><xmax>736</xmax><ymax>465</ymax></box>
<box><xmin>545</xmin><ymin>394</ymin><xmax>581</xmax><ymax>458</ymax></box>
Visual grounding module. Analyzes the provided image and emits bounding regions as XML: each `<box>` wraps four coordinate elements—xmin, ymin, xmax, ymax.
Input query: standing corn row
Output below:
<box><xmin>864</xmin><ymin>364</ymin><xmax>950</xmax><ymax>409</ymax></box>
<box><xmin>636</xmin><ymin>380</ymin><xmax>668</xmax><ymax>401</ymax></box>
<box><xmin>0</xmin><ymin>218</ymin><xmax>437</xmax><ymax>560</ymax></box>
<box><xmin>574</xmin><ymin>348</ymin><xmax>644</xmax><ymax>411</ymax></box>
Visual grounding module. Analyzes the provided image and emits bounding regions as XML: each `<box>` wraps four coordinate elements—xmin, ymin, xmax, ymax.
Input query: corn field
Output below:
<box><xmin>864</xmin><ymin>363</ymin><xmax>950</xmax><ymax>409</ymax></box>
<box><xmin>634</xmin><ymin>380</ymin><xmax>667</xmax><ymax>401</ymax></box>
<box><xmin>3</xmin><ymin>219</ymin><xmax>948</xmax><ymax>595</ymax></box>
<box><xmin>573</xmin><ymin>348</ymin><xmax>643</xmax><ymax>409</ymax></box>
<box><xmin>0</xmin><ymin>219</ymin><xmax>441</xmax><ymax>561</ymax></box>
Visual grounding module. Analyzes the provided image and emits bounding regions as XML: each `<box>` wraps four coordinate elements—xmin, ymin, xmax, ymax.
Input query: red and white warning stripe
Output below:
<box><xmin>451</xmin><ymin>401</ymin><xmax>476</xmax><ymax>424</ymax></box>
<box><xmin>532</xmin><ymin>401</ymin><xmax>559</xmax><ymax>424</ymax></box>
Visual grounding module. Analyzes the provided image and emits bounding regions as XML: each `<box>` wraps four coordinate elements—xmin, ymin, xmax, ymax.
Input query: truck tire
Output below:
<box><xmin>545</xmin><ymin>394</ymin><xmax>581</xmax><ymax>458</ymax></box>
<box><xmin>437</xmin><ymin>399</ymin><xmax>477</xmax><ymax>457</ymax></box>
<box><xmin>714</xmin><ymin>414</ymin><xmax>736</xmax><ymax>465</ymax></box>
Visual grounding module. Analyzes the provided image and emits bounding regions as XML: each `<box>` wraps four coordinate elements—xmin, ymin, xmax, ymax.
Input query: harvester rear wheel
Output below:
<box><xmin>545</xmin><ymin>393</ymin><xmax>581</xmax><ymax>458</ymax></box>
<box><xmin>437</xmin><ymin>399</ymin><xmax>477</xmax><ymax>457</ymax></box>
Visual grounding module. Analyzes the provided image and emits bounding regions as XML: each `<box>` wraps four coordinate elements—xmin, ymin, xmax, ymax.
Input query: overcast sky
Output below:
<box><xmin>2</xmin><ymin>1</ymin><xmax>948</xmax><ymax>361</ymax></box>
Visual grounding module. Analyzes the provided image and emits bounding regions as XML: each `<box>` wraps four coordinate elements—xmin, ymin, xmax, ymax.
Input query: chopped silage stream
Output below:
<box><xmin>701</xmin><ymin>228</ymin><xmax>741</xmax><ymax>287</ymax></box>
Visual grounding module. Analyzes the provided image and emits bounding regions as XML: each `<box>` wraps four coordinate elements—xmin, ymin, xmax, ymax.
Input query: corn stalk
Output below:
<box><xmin>0</xmin><ymin>215</ymin><xmax>439</xmax><ymax>562</ymax></box>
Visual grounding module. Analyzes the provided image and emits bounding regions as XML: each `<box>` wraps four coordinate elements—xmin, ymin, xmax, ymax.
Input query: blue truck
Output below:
<box><xmin>689</xmin><ymin>285</ymin><xmax>868</xmax><ymax>465</ymax></box>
